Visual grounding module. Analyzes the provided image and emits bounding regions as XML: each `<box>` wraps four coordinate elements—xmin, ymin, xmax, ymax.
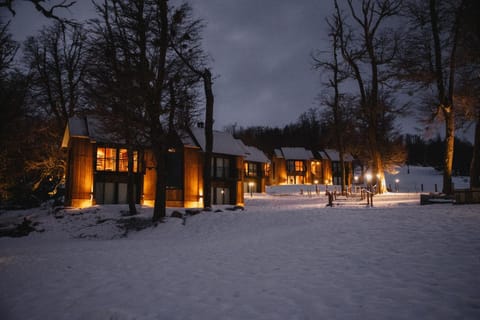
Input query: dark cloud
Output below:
<box><xmin>190</xmin><ymin>0</ymin><xmax>332</xmax><ymax>129</ymax></box>
<box><xmin>7</xmin><ymin>0</ymin><xmax>332</xmax><ymax>129</ymax></box>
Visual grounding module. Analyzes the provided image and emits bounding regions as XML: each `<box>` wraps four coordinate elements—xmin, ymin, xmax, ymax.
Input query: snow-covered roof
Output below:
<box><xmin>274</xmin><ymin>149</ymin><xmax>283</xmax><ymax>158</ymax></box>
<box><xmin>244</xmin><ymin>145</ymin><xmax>270</xmax><ymax>163</ymax></box>
<box><xmin>189</xmin><ymin>127</ymin><xmax>247</xmax><ymax>157</ymax></box>
<box><xmin>280</xmin><ymin>147</ymin><xmax>313</xmax><ymax>160</ymax></box>
<box><xmin>324</xmin><ymin>149</ymin><xmax>354</xmax><ymax>162</ymax></box>
<box><xmin>311</xmin><ymin>150</ymin><xmax>327</xmax><ymax>160</ymax></box>
<box><xmin>178</xmin><ymin>131</ymin><xmax>199</xmax><ymax>149</ymax></box>
<box><xmin>63</xmin><ymin>116</ymin><xmax>249</xmax><ymax>158</ymax></box>
<box><xmin>62</xmin><ymin>116</ymin><xmax>127</xmax><ymax>147</ymax></box>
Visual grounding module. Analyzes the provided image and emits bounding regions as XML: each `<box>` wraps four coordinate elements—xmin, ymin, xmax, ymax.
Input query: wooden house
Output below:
<box><xmin>271</xmin><ymin>147</ymin><xmax>314</xmax><ymax>185</ymax></box>
<box><xmin>311</xmin><ymin>150</ymin><xmax>332</xmax><ymax>185</ymax></box>
<box><xmin>61</xmin><ymin>117</ymin><xmax>246</xmax><ymax>208</ymax></box>
<box><xmin>268</xmin><ymin>146</ymin><xmax>354</xmax><ymax>187</ymax></box>
<box><xmin>242</xmin><ymin>145</ymin><xmax>270</xmax><ymax>194</ymax></box>
<box><xmin>322</xmin><ymin>149</ymin><xmax>354</xmax><ymax>186</ymax></box>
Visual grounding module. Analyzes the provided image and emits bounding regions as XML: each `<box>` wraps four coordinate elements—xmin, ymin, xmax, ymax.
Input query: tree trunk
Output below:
<box><xmin>470</xmin><ymin>109</ymin><xmax>480</xmax><ymax>188</ymax></box>
<box><xmin>127</xmin><ymin>147</ymin><xmax>137</xmax><ymax>215</ymax></box>
<box><xmin>443</xmin><ymin>108</ymin><xmax>455</xmax><ymax>194</ymax></box>
<box><xmin>339</xmin><ymin>152</ymin><xmax>346</xmax><ymax>194</ymax></box>
<box><xmin>152</xmin><ymin>143</ymin><xmax>167</xmax><ymax>222</ymax></box>
<box><xmin>369</xmin><ymin>127</ymin><xmax>387</xmax><ymax>194</ymax></box>
<box><xmin>203</xmin><ymin>69</ymin><xmax>214</xmax><ymax>209</ymax></box>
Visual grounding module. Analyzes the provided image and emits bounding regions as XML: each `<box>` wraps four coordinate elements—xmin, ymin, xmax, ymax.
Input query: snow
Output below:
<box><xmin>189</xmin><ymin>127</ymin><xmax>247</xmax><ymax>156</ymax></box>
<box><xmin>244</xmin><ymin>145</ymin><xmax>270</xmax><ymax>163</ymax></box>
<box><xmin>279</xmin><ymin>147</ymin><xmax>314</xmax><ymax>160</ymax></box>
<box><xmin>1</xmin><ymin>166</ymin><xmax>480</xmax><ymax>320</ymax></box>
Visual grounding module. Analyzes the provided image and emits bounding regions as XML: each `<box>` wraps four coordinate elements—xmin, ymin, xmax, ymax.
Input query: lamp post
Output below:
<box><xmin>314</xmin><ymin>179</ymin><xmax>319</xmax><ymax>195</ymax></box>
<box><xmin>395</xmin><ymin>179</ymin><xmax>399</xmax><ymax>192</ymax></box>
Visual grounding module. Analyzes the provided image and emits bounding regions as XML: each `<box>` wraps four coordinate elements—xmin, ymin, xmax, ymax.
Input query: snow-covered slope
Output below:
<box><xmin>0</xmin><ymin>166</ymin><xmax>479</xmax><ymax>320</ymax></box>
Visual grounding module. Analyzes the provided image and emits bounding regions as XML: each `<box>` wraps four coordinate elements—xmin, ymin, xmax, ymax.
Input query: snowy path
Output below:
<box><xmin>1</xmin><ymin>199</ymin><xmax>480</xmax><ymax>319</ymax></box>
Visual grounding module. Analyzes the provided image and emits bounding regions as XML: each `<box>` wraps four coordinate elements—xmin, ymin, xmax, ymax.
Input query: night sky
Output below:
<box><xmin>4</xmin><ymin>1</ymin><xmax>472</xmax><ymax>140</ymax></box>
<box><xmin>6</xmin><ymin>0</ymin><xmax>333</xmax><ymax>130</ymax></box>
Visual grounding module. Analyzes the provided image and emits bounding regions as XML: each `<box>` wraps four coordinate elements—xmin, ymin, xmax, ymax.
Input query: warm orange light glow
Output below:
<box><xmin>71</xmin><ymin>199</ymin><xmax>93</xmax><ymax>208</ymax></box>
<box><xmin>142</xmin><ymin>200</ymin><xmax>154</xmax><ymax>207</ymax></box>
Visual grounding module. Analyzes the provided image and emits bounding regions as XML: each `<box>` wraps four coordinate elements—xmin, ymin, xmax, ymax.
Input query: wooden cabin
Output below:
<box><xmin>271</xmin><ymin>147</ymin><xmax>314</xmax><ymax>185</ymax></box>
<box><xmin>61</xmin><ymin>116</ymin><xmax>245</xmax><ymax>208</ymax></box>
<box><xmin>242</xmin><ymin>145</ymin><xmax>270</xmax><ymax>194</ymax></box>
<box><xmin>312</xmin><ymin>150</ymin><xmax>332</xmax><ymax>185</ymax></box>
<box><xmin>323</xmin><ymin>149</ymin><xmax>354</xmax><ymax>186</ymax></box>
<box><xmin>268</xmin><ymin>146</ymin><xmax>354</xmax><ymax>187</ymax></box>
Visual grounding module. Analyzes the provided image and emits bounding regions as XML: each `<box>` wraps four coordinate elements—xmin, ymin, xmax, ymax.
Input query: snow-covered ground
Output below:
<box><xmin>1</xmin><ymin>166</ymin><xmax>479</xmax><ymax>320</ymax></box>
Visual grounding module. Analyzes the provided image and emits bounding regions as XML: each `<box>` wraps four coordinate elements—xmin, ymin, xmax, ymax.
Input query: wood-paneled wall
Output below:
<box><xmin>67</xmin><ymin>138</ymin><xmax>94</xmax><ymax>207</ymax></box>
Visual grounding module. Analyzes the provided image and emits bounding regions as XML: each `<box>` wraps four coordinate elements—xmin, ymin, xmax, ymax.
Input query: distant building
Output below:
<box><xmin>242</xmin><ymin>145</ymin><xmax>270</xmax><ymax>194</ymax></box>
<box><xmin>270</xmin><ymin>146</ymin><xmax>354</xmax><ymax>186</ymax></box>
<box><xmin>271</xmin><ymin>147</ymin><xmax>314</xmax><ymax>185</ymax></box>
<box><xmin>322</xmin><ymin>149</ymin><xmax>354</xmax><ymax>186</ymax></box>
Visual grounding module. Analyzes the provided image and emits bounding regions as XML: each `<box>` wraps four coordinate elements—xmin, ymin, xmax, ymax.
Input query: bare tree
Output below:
<box><xmin>0</xmin><ymin>20</ymin><xmax>18</xmax><ymax>75</ymax></box>
<box><xmin>455</xmin><ymin>0</ymin><xmax>480</xmax><ymax>188</ymax></box>
<box><xmin>333</xmin><ymin>0</ymin><xmax>404</xmax><ymax>194</ymax></box>
<box><xmin>169</xmin><ymin>4</ymin><xmax>214</xmax><ymax>209</ymax></box>
<box><xmin>398</xmin><ymin>0</ymin><xmax>466</xmax><ymax>194</ymax></box>
<box><xmin>313</xmin><ymin>8</ymin><xmax>352</xmax><ymax>193</ymax></box>
<box><xmin>23</xmin><ymin>21</ymin><xmax>88</xmax><ymax>133</ymax></box>
<box><xmin>1</xmin><ymin>0</ymin><xmax>77</xmax><ymax>25</ymax></box>
<box><xmin>88</xmin><ymin>0</ymin><xmax>206</xmax><ymax>220</ymax></box>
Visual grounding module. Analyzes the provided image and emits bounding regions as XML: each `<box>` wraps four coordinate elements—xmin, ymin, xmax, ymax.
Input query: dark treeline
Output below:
<box><xmin>232</xmin><ymin>111</ymin><xmax>473</xmax><ymax>177</ymax></box>
<box><xmin>405</xmin><ymin>134</ymin><xmax>473</xmax><ymax>176</ymax></box>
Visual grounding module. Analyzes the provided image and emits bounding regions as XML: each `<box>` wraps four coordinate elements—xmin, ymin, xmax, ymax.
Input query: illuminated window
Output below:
<box><xmin>311</xmin><ymin>161</ymin><xmax>321</xmax><ymax>175</ymax></box>
<box><xmin>96</xmin><ymin>147</ymin><xmax>116</xmax><ymax>171</ymax></box>
<box><xmin>119</xmin><ymin>149</ymin><xmax>128</xmax><ymax>172</ymax></box>
<box><xmin>295</xmin><ymin>161</ymin><xmax>304</xmax><ymax>172</ymax></box>
<box><xmin>96</xmin><ymin>147</ymin><xmax>138</xmax><ymax>172</ymax></box>
<box><xmin>118</xmin><ymin>149</ymin><xmax>138</xmax><ymax>172</ymax></box>
<box><xmin>264</xmin><ymin>163</ymin><xmax>270</xmax><ymax>177</ymax></box>
<box><xmin>245</xmin><ymin>162</ymin><xmax>257</xmax><ymax>177</ymax></box>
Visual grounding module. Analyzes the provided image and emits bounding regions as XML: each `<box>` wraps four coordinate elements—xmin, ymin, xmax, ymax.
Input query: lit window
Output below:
<box><xmin>264</xmin><ymin>163</ymin><xmax>270</xmax><ymax>177</ymax></box>
<box><xmin>117</xmin><ymin>149</ymin><xmax>139</xmax><ymax>172</ymax></box>
<box><xmin>295</xmin><ymin>161</ymin><xmax>304</xmax><ymax>172</ymax></box>
<box><xmin>246</xmin><ymin>163</ymin><xmax>257</xmax><ymax>177</ymax></box>
<box><xmin>119</xmin><ymin>149</ymin><xmax>128</xmax><ymax>172</ymax></box>
<box><xmin>96</xmin><ymin>147</ymin><xmax>117</xmax><ymax>171</ymax></box>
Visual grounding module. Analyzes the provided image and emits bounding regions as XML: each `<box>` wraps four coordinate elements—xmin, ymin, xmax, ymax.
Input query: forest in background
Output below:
<box><xmin>230</xmin><ymin>109</ymin><xmax>473</xmax><ymax>177</ymax></box>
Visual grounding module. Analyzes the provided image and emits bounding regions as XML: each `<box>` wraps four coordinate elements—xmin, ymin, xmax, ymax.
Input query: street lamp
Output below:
<box><xmin>365</xmin><ymin>173</ymin><xmax>372</xmax><ymax>185</ymax></box>
<box><xmin>314</xmin><ymin>179</ymin><xmax>319</xmax><ymax>195</ymax></box>
<box><xmin>248</xmin><ymin>182</ymin><xmax>254</xmax><ymax>197</ymax></box>
<box><xmin>395</xmin><ymin>178</ymin><xmax>399</xmax><ymax>192</ymax></box>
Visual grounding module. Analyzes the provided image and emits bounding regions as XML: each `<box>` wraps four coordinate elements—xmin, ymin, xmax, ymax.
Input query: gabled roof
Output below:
<box><xmin>280</xmin><ymin>147</ymin><xmax>314</xmax><ymax>160</ymax></box>
<box><xmin>63</xmin><ymin>116</ymin><xmax>249</xmax><ymax>158</ymax></box>
<box><xmin>323</xmin><ymin>149</ymin><xmax>354</xmax><ymax>162</ymax></box>
<box><xmin>189</xmin><ymin>127</ymin><xmax>247</xmax><ymax>157</ymax></box>
<box><xmin>62</xmin><ymin>116</ymin><xmax>130</xmax><ymax>148</ymax></box>
<box><xmin>312</xmin><ymin>150</ymin><xmax>328</xmax><ymax>160</ymax></box>
<box><xmin>244</xmin><ymin>145</ymin><xmax>270</xmax><ymax>163</ymax></box>
<box><xmin>274</xmin><ymin>148</ymin><xmax>283</xmax><ymax>158</ymax></box>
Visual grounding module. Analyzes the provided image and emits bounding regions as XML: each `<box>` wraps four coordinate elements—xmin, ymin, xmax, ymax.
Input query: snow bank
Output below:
<box><xmin>0</xmin><ymin>166</ymin><xmax>479</xmax><ymax>320</ymax></box>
